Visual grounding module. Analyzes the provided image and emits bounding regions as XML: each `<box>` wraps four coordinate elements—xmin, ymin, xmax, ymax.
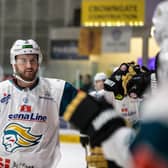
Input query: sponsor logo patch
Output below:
<box><xmin>0</xmin><ymin>156</ymin><xmax>34</xmax><ymax>168</ymax></box>
<box><xmin>0</xmin><ymin>157</ymin><xmax>10</xmax><ymax>168</ymax></box>
<box><xmin>20</xmin><ymin>105</ymin><xmax>32</xmax><ymax>112</ymax></box>
<box><xmin>0</xmin><ymin>93</ymin><xmax>11</xmax><ymax>104</ymax></box>
<box><xmin>8</xmin><ymin>113</ymin><xmax>47</xmax><ymax>122</ymax></box>
<box><xmin>39</xmin><ymin>91</ymin><xmax>54</xmax><ymax>101</ymax></box>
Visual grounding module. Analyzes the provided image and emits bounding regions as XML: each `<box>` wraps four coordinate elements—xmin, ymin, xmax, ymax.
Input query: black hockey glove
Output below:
<box><xmin>104</xmin><ymin>63</ymin><xmax>129</xmax><ymax>100</ymax></box>
<box><xmin>126</xmin><ymin>68</ymin><xmax>151</xmax><ymax>98</ymax></box>
<box><xmin>63</xmin><ymin>91</ymin><xmax>127</xmax><ymax>147</ymax></box>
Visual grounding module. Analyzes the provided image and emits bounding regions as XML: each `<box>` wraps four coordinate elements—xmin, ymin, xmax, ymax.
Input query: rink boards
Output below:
<box><xmin>58</xmin><ymin>129</ymin><xmax>87</xmax><ymax>168</ymax></box>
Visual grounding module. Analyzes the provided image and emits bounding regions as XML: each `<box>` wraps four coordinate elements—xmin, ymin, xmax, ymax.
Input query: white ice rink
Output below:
<box><xmin>57</xmin><ymin>129</ymin><xmax>87</xmax><ymax>168</ymax></box>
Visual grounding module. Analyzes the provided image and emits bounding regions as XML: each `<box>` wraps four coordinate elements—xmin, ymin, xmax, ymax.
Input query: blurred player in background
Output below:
<box><xmin>130</xmin><ymin>1</ymin><xmax>168</xmax><ymax>167</ymax></box>
<box><xmin>89</xmin><ymin>72</ymin><xmax>107</xmax><ymax>100</ymax></box>
<box><xmin>104</xmin><ymin>62</ymin><xmax>151</xmax><ymax>129</ymax></box>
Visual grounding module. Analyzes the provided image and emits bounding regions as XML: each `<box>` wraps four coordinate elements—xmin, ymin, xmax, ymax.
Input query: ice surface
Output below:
<box><xmin>57</xmin><ymin>129</ymin><xmax>87</xmax><ymax>168</ymax></box>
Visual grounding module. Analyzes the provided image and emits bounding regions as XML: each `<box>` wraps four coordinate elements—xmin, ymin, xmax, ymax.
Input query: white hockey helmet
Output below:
<box><xmin>10</xmin><ymin>39</ymin><xmax>42</xmax><ymax>64</ymax></box>
<box><xmin>152</xmin><ymin>1</ymin><xmax>168</xmax><ymax>46</ymax></box>
<box><xmin>94</xmin><ymin>72</ymin><xmax>107</xmax><ymax>82</ymax></box>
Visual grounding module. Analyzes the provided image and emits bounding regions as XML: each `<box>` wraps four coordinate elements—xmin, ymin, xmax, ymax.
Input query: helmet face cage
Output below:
<box><xmin>10</xmin><ymin>39</ymin><xmax>42</xmax><ymax>65</ymax></box>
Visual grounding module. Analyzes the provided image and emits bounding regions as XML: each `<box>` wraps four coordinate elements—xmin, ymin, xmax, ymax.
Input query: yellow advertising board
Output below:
<box><xmin>82</xmin><ymin>0</ymin><xmax>144</xmax><ymax>27</ymax></box>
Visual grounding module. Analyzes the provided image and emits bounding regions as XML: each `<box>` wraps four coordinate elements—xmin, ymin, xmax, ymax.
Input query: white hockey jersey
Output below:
<box><xmin>0</xmin><ymin>77</ymin><xmax>75</xmax><ymax>168</ymax></box>
<box><xmin>104</xmin><ymin>91</ymin><xmax>142</xmax><ymax>127</ymax></box>
<box><xmin>115</xmin><ymin>96</ymin><xmax>142</xmax><ymax>127</ymax></box>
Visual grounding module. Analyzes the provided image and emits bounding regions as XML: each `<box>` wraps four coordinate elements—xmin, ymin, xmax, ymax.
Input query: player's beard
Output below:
<box><xmin>15</xmin><ymin>67</ymin><xmax>38</xmax><ymax>82</ymax></box>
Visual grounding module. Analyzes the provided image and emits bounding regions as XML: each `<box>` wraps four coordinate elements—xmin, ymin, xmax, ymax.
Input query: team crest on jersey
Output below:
<box><xmin>0</xmin><ymin>93</ymin><xmax>11</xmax><ymax>104</ymax></box>
<box><xmin>2</xmin><ymin>123</ymin><xmax>42</xmax><ymax>153</ymax></box>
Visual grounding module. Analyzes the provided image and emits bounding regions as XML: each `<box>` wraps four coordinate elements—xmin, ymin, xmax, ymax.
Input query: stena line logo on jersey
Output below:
<box><xmin>8</xmin><ymin>113</ymin><xmax>47</xmax><ymax>122</ymax></box>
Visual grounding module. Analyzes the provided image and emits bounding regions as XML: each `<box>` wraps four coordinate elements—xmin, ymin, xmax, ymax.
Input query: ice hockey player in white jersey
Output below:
<box><xmin>0</xmin><ymin>39</ymin><xmax>77</xmax><ymax>168</ymax></box>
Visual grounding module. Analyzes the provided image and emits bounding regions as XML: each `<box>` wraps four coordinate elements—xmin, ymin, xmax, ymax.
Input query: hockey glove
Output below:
<box><xmin>126</xmin><ymin>68</ymin><xmax>151</xmax><ymax>98</ymax></box>
<box><xmin>63</xmin><ymin>91</ymin><xmax>127</xmax><ymax>147</ymax></box>
<box><xmin>104</xmin><ymin>63</ymin><xmax>129</xmax><ymax>100</ymax></box>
